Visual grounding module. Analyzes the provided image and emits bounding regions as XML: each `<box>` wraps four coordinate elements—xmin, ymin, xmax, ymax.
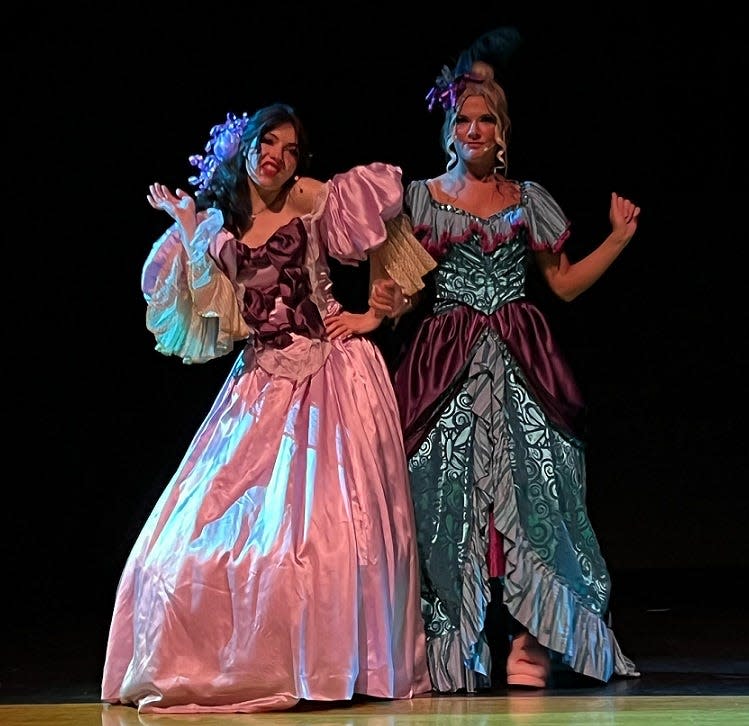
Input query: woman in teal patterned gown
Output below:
<box><xmin>373</xmin><ymin>29</ymin><xmax>641</xmax><ymax>691</ymax></box>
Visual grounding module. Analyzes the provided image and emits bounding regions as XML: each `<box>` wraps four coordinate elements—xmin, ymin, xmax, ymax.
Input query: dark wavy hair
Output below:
<box><xmin>195</xmin><ymin>103</ymin><xmax>312</xmax><ymax>238</ymax></box>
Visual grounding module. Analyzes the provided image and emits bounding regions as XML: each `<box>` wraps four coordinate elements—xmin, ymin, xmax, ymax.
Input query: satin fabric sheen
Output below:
<box><xmin>101</xmin><ymin>164</ymin><xmax>430</xmax><ymax>713</ymax></box>
<box><xmin>392</xmin><ymin>180</ymin><xmax>637</xmax><ymax>689</ymax></box>
<box><xmin>397</xmin><ymin>300</ymin><xmax>585</xmax><ymax>459</ymax></box>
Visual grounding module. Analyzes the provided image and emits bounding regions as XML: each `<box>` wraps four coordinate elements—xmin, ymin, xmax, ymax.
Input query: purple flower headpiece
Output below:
<box><xmin>188</xmin><ymin>112</ymin><xmax>251</xmax><ymax>191</ymax></box>
<box><xmin>425</xmin><ymin>66</ymin><xmax>485</xmax><ymax>112</ymax></box>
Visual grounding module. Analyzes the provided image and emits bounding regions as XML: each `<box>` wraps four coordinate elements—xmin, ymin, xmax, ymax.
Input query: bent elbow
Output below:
<box><xmin>548</xmin><ymin>281</ymin><xmax>579</xmax><ymax>303</ymax></box>
<box><xmin>557</xmin><ymin>289</ymin><xmax>579</xmax><ymax>303</ymax></box>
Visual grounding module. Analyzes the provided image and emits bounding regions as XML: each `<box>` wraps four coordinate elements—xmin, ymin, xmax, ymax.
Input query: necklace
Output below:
<box><xmin>250</xmin><ymin>187</ymin><xmax>286</xmax><ymax>221</ymax></box>
<box><xmin>250</xmin><ymin>198</ymin><xmax>276</xmax><ymax>221</ymax></box>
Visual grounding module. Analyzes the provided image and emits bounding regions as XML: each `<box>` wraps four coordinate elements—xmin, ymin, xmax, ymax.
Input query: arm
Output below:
<box><xmin>313</xmin><ymin>167</ymin><xmax>434</xmax><ymax>335</ymax></box>
<box><xmin>324</xmin><ymin>252</ymin><xmax>391</xmax><ymax>340</ymax></box>
<box><xmin>325</xmin><ymin>223</ymin><xmax>429</xmax><ymax>339</ymax></box>
<box><xmin>367</xmin><ymin>213</ymin><xmax>435</xmax><ymax>318</ymax></box>
<box><xmin>147</xmin><ymin>183</ymin><xmax>198</xmax><ymax>244</ymax></box>
<box><xmin>324</xmin><ymin>307</ymin><xmax>384</xmax><ymax>340</ymax></box>
<box><xmin>536</xmin><ymin>192</ymin><xmax>640</xmax><ymax>302</ymax></box>
<box><xmin>368</xmin><ymin>278</ymin><xmax>416</xmax><ymax>319</ymax></box>
<box><xmin>143</xmin><ymin>183</ymin><xmax>249</xmax><ymax>363</ymax></box>
<box><xmin>369</xmin><ymin>251</ymin><xmax>398</xmax><ymax>320</ymax></box>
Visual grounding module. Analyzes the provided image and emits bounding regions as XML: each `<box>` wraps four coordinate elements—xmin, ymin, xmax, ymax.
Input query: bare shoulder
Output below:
<box><xmin>426</xmin><ymin>174</ymin><xmax>449</xmax><ymax>189</ymax></box>
<box><xmin>425</xmin><ymin>174</ymin><xmax>450</xmax><ymax>203</ymax></box>
<box><xmin>289</xmin><ymin>176</ymin><xmax>324</xmax><ymax>214</ymax></box>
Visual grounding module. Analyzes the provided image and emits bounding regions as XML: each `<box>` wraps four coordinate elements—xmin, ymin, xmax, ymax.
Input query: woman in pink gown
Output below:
<box><xmin>101</xmin><ymin>103</ymin><xmax>433</xmax><ymax>713</ymax></box>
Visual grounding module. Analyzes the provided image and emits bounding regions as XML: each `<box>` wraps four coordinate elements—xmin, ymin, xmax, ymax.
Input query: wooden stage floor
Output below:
<box><xmin>2</xmin><ymin>570</ymin><xmax>748</xmax><ymax>724</ymax></box>
<box><xmin>2</xmin><ymin>694</ymin><xmax>749</xmax><ymax>725</ymax></box>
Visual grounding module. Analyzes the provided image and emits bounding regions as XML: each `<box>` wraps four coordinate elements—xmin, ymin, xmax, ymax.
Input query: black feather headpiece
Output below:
<box><xmin>426</xmin><ymin>27</ymin><xmax>523</xmax><ymax>111</ymax></box>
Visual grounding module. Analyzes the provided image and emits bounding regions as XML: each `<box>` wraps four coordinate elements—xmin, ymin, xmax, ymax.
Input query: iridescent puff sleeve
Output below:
<box><xmin>310</xmin><ymin>162</ymin><xmax>436</xmax><ymax>295</ymax></box>
<box><xmin>140</xmin><ymin>208</ymin><xmax>250</xmax><ymax>364</ymax></box>
<box><xmin>523</xmin><ymin>181</ymin><xmax>571</xmax><ymax>254</ymax></box>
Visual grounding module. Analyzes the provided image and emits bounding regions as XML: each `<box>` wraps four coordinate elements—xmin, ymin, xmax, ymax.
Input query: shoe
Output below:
<box><xmin>506</xmin><ymin>631</ymin><xmax>551</xmax><ymax>688</ymax></box>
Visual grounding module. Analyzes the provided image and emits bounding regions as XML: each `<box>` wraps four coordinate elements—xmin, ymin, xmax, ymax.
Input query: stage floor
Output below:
<box><xmin>2</xmin><ymin>571</ymin><xmax>748</xmax><ymax>724</ymax></box>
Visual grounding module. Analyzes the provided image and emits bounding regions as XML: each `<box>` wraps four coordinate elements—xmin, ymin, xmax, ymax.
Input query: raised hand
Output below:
<box><xmin>147</xmin><ymin>183</ymin><xmax>198</xmax><ymax>241</ymax></box>
<box><xmin>609</xmin><ymin>192</ymin><xmax>640</xmax><ymax>244</ymax></box>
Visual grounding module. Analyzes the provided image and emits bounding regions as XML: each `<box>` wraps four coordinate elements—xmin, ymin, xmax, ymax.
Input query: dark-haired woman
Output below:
<box><xmin>101</xmin><ymin>103</ymin><xmax>433</xmax><ymax>713</ymax></box>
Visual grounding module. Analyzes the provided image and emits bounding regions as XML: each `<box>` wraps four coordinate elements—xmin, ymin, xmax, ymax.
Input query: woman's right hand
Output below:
<box><xmin>147</xmin><ymin>183</ymin><xmax>197</xmax><ymax>241</ymax></box>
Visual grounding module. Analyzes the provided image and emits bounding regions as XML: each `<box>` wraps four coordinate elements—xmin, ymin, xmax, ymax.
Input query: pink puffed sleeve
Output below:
<box><xmin>310</xmin><ymin>162</ymin><xmax>403</xmax><ymax>264</ymax></box>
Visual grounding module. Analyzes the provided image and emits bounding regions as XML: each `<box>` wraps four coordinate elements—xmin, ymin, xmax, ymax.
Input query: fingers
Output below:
<box><xmin>612</xmin><ymin>192</ymin><xmax>641</xmax><ymax>224</ymax></box>
<box><xmin>148</xmin><ymin>183</ymin><xmax>165</xmax><ymax>208</ymax></box>
<box><xmin>326</xmin><ymin>323</ymin><xmax>351</xmax><ymax>340</ymax></box>
<box><xmin>147</xmin><ymin>183</ymin><xmax>175</xmax><ymax>206</ymax></box>
<box><xmin>370</xmin><ymin>279</ymin><xmax>396</xmax><ymax>300</ymax></box>
<box><xmin>369</xmin><ymin>278</ymin><xmax>401</xmax><ymax>313</ymax></box>
<box><xmin>324</xmin><ymin>314</ymin><xmax>348</xmax><ymax>340</ymax></box>
<box><xmin>147</xmin><ymin>186</ymin><xmax>163</xmax><ymax>209</ymax></box>
<box><xmin>369</xmin><ymin>295</ymin><xmax>391</xmax><ymax>308</ymax></box>
<box><xmin>369</xmin><ymin>298</ymin><xmax>393</xmax><ymax>312</ymax></box>
<box><xmin>372</xmin><ymin>278</ymin><xmax>396</xmax><ymax>290</ymax></box>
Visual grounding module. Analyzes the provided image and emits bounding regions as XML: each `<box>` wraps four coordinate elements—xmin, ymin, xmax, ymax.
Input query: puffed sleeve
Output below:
<box><xmin>523</xmin><ymin>181</ymin><xmax>571</xmax><ymax>253</ymax></box>
<box><xmin>141</xmin><ymin>208</ymin><xmax>250</xmax><ymax>364</ymax></box>
<box><xmin>310</xmin><ymin>162</ymin><xmax>403</xmax><ymax>264</ymax></box>
<box><xmin>308</xmin><ymin>162</ymin><xmax>436</xmax><ymax>296</ymax></box>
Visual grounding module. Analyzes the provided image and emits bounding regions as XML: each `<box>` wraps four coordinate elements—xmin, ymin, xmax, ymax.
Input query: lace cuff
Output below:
<box><xmin>370</xmin><ymin>214</ymin><xmax>437</xmax><ymax>296</ymax></box>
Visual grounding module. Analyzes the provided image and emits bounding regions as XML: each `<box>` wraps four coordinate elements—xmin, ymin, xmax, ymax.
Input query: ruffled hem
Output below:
<box><xmin>476</xmin><ymin>332</ymin><xmax>638</xmax><ymax>681</ymax></box>
<box><xmin>424</xmin><ymin>330</ymin><xmax>637</xmax><ymax>687</ymax></box>
<box><xmin>502</xmin><ymin>537</ymin><xmax>639</xmax><ymax>679</ymax></box>
<box><xmin>425</xmin><ymin>630</ymin><xmax>490</xmax><ymax>692</ymax></box>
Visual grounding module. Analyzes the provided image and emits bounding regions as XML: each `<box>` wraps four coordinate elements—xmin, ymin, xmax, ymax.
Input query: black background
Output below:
<box><xmin>6</xmin><ymin>3</ymin><xmax>745</xmax><ymax>690</ymax></box>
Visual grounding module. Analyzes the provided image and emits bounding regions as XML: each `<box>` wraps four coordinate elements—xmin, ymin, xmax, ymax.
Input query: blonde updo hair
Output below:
<box><xmin>441</xmin><ymin>60</ymin><xmax>511</xmax><ymax>173</ymax></box>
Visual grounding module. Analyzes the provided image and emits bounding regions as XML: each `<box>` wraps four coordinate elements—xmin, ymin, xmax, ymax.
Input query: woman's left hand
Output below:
<box><xmin>369</xmin><ymin>278</ymin><xmax>411</xmax><ymax>317</ymax></box>
<box><xmin>325</xmin><ymin>309</ymin><xmax>381</xmax><ymax>340</ymax></box>
<box><xmin>609</xmin><ymin>192</ymin><xmax>640</xmax><ymax>243</ymax></box>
